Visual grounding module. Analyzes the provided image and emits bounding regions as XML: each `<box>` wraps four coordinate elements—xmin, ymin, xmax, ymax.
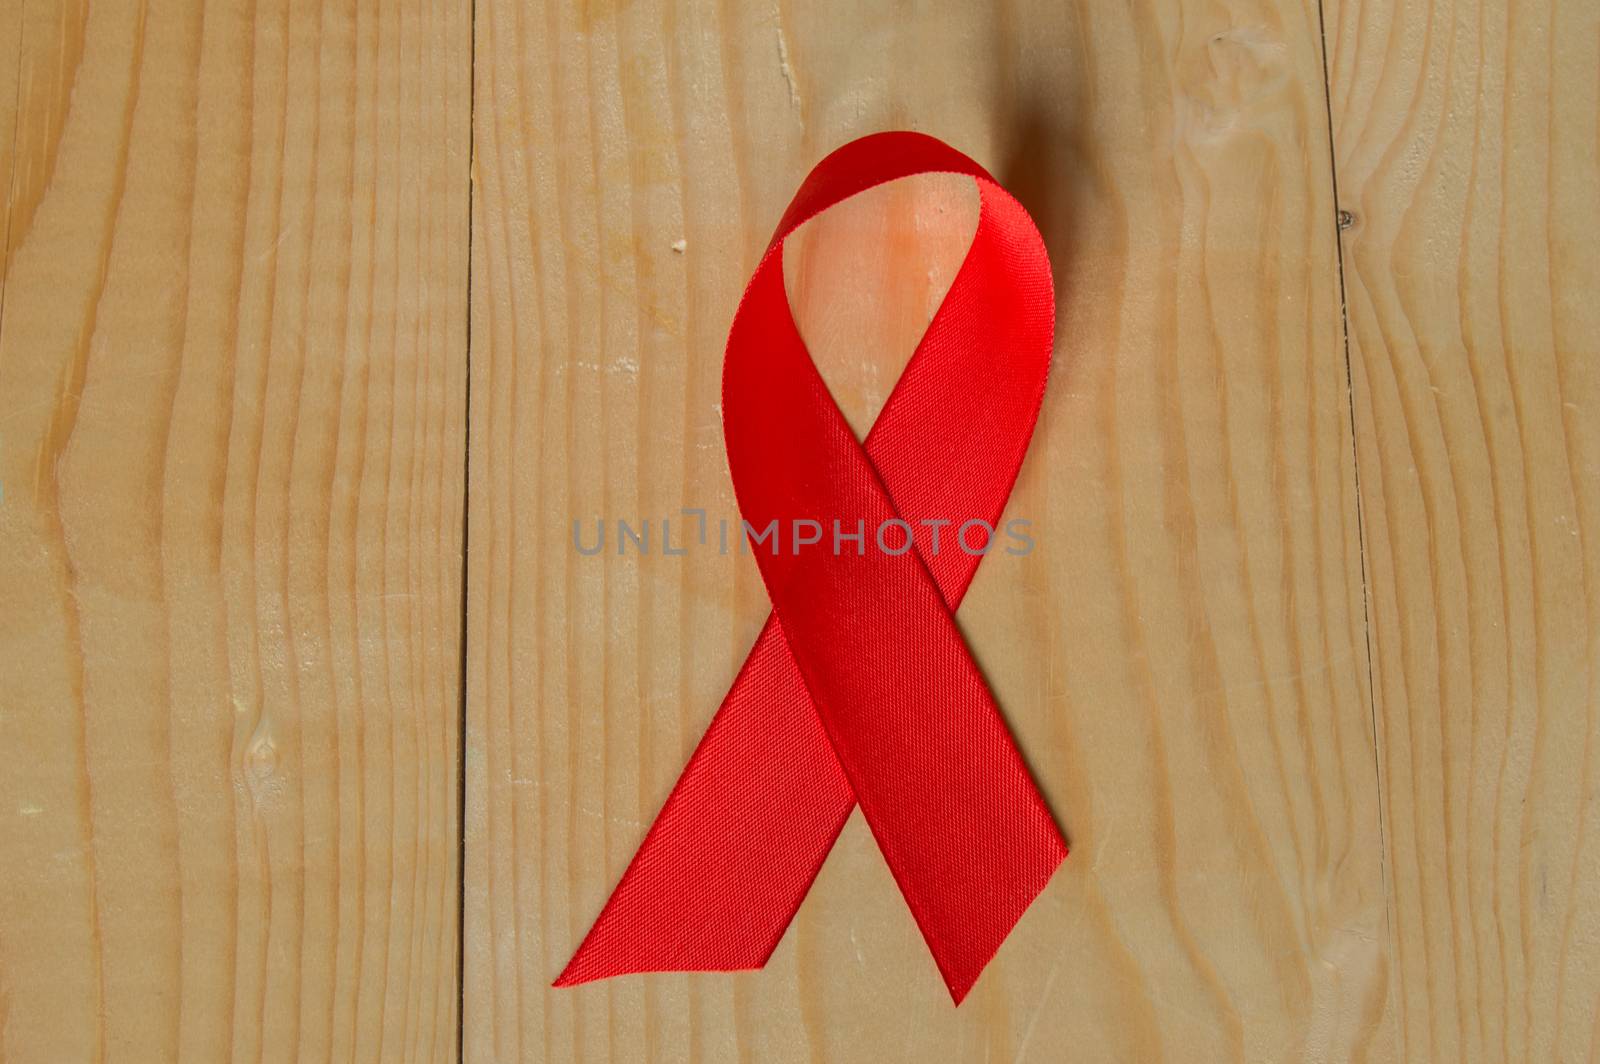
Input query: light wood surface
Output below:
<box><xmin>0</xmin><ymin>0</ymin><xmax>21</xmax><ymax>314</ymax></box>
<box><xmin>0</xmin><ymin>1</ymin><xmax>468</xmax><ymax>1060</ymax></box>
<box><xmin>465</xmin><ymin>1</ymin><xmax>1392</xmax><ymax>1060</ymax></box>
<box><xmin>3</xmin><ymin>0</ymin><xmax>1597</xmax><ymax>1060</ymax></box>
<box><xmin>1327</xmin><ymin>0</ymin><xmax>1600</xmax><ymax>1060</ymax></box>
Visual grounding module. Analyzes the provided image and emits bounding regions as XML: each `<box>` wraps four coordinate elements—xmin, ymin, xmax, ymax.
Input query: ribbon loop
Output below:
<box><xmin>555</xmin><ymin>132</ymin><xmax>1066</xmax><ymax>1003</ymax></box>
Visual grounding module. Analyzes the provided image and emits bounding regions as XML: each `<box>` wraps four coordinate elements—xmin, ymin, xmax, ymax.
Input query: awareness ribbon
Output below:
<box><xmin>556</xmin><ymin>131</ymin><xmax>1066</xmax><ymax>1003</ymax></box>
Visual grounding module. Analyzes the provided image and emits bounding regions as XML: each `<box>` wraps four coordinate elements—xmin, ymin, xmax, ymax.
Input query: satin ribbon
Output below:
<box><xmin>555</xmin><ymin>132</ymin><xmax>1066</xmax><ymax>1003</ymax></box>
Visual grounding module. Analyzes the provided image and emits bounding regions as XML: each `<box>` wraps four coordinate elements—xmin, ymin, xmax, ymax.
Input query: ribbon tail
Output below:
<box><xmin>555</xmin><ymin>615</ymin><xmax>855</xmax><ymax>985</ymax></box>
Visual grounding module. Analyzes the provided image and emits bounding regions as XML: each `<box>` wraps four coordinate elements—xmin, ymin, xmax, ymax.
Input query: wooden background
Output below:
<box><xmin>0</xmin><ymin>0</ymin><xmax>1595</xmax><ymax>1061</ymax></box>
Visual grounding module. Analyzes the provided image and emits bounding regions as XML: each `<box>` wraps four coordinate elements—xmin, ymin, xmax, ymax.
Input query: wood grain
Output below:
<box><xmin>0</xmin><ymin>0</ymin><xmax>468</xmax><ymax>1060</ymax></box>
<box><xmin>0</xmin><ymin>0</ymin><xmax>22</xmax><ymax>311</ymax></box>
<box><xmin>465</xmin><ymin>1</ymin><xmax>1393</xmax><ymax>1060</ymax></box>
<box><xmin>1326</xmin><ymin>0</ymin><xmax>1600</xmax><ymax>1059</ymax></box>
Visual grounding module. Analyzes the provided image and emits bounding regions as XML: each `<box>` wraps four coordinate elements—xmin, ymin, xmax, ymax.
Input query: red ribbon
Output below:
<box><xmin>555</xmin><ymin>132</ymin><xmax>1067</xmax><ymax>1003</ymax></box>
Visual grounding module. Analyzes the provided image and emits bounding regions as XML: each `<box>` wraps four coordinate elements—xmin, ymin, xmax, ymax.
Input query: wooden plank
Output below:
<box><xmin>0</xmin><ymin>0</ymin><xmax>23</xmax><ymax>305</ymax></box>
<box><xmin>465</xmin><ymin>0</ymin><xmax>1393</xmax><ymax>1060</ymax></box>
<box><xmin>1326</xmin><ymin>0</ymin><xmax>1600</xmax><ymax>1059</ymax></box>
<box><xmin>0</xmin><ymin>0</ymin><xmax>469</xmax><ymax>1059</ymax></box>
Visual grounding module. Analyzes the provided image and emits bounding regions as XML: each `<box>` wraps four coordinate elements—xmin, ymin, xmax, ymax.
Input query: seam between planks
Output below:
<box><xmin>1313</xmin><ymin>0</ymin><xmax>1401</xmax><ymax>1047</ymax></box>
<box><xmin>456</xmin><ymin>0</ymin><xmax>477</xmax><ymax>1058</ymax></box>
